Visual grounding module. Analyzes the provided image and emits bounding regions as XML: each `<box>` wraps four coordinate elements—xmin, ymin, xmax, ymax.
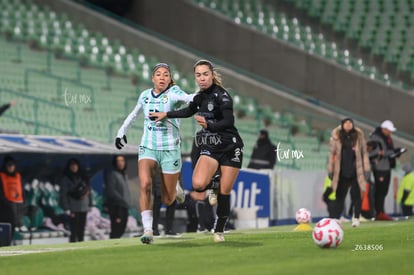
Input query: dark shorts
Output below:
<box><xmin>199</xmin><ymin>146</ymin><xmax>243</xmax><ymax>169</ymax></box>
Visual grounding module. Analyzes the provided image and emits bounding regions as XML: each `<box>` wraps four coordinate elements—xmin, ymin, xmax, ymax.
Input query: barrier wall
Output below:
<box><xmin>182</xmin><ymin>161</ymin><xmax>400</xmax><ymax>227</ymax></box>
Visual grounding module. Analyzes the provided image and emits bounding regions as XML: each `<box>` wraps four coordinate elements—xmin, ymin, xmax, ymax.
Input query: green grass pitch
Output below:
<box><xmin>1</xmin><ymin>219</ymin><xmax>413</xmax><ymax>275</ymax></box>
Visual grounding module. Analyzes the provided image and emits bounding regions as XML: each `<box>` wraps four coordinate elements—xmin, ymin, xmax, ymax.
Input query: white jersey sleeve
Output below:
<box><xmin>116</xmin><ymin>85</ymin><xmax>194</xmax><ymax>150</ymax></box>
<box><xmin>168</xmin><ymin>85</ymin><xmax>195</xmax><ymax>104</ymax></box>
<box><xmin>116</xmin><ymin>94</ymin><xmax>143</xmax><ymax>138</ymax></box>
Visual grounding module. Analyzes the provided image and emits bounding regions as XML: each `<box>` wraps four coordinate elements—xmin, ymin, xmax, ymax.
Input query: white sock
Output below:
<box><xmin>141</xmin><ymin>210</ymin><xmax>153</xmax><ymax>233</ymax></box>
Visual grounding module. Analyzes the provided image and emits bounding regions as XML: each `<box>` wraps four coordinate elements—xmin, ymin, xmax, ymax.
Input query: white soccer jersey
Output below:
<box><xmin>116</xmin><ymin>85</ymin><xmax>194</xmax><ymax>150</ymax></box>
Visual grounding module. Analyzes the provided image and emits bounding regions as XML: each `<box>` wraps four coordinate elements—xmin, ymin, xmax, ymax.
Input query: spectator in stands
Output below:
<box><xmin>397</xmin><ymin>163</ymin><xmax>414</xmax><ymax>217</ymax></box>
<box><xmin>369</xmin><ymin>120</ymin><xmax>405</xmax><ymax>221</ymax></box>
<box><xmin>0</xmin><ymin>155</ymin><xmax>24</xmax><ymax>245</ymax></box>
<box><xmin>59</xmin><ymin>158</ymin><xmax>92</xmax><ymax>243</ymax></box>
<box><xmin>247</xmin><ymin>129</ymin><xmax>277</xmax><ymax>169</ymax></box>
<box><xmin>151</xmin><ymin>165</ymin><xmax>181</xmax><ymax>237</ymax></box>
<box><xmin>150</xmin><ymin>59</ymin><xmax>244</xmax><ymax>242</ymax></box>
<box><xmin>115</xmin><ymin>63</ymin><xmax>191</xmax><ymax>244</ymax></box>
<box><xmin>0</xmin><ymin>100</ymin><xmax>16</xmax><ymax>117</ymax></box>
<box><xmin>104</xmin><ymin>155</ymin><xmax>131</xmax><ymax>239</ymax></box>
<box><xmin>327</xmin><ymin>118</ymin><xmax>370</xmax><ymax>227</ymax></box>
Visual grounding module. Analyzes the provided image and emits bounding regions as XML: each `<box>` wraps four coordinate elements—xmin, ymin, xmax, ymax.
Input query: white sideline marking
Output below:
<box><xmin>0</xmin><ymin>247</ymin><xmax>79</xmax><ymax>257</ymax></box>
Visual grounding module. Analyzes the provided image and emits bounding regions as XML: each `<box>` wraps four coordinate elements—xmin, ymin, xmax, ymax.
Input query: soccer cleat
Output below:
<box><xmin>351</xmin><ymin>218</ymin><xmax>360</xmax><ymax>227</ymax></box>
<box><xmin>176</xmin><ymin>183</ymin><xmax>185</xmax><ymax>204</ymax></box>
<box><xmin>375</xmin><ymin>212</ymin><xmax>393</xmax><ymax>221</ymax></box>
<box><xmin>140</xmin><ymin>231</ymin><xmax>154</xmax><ymax>244</ymax></box>
<box><xmin>208</xmin><ymin>174</ymin><xmax>220</xmax><ymax>206</ymax></box>
<box><xmin>208</xmin><ymin>189</ymin><xmax>218</xmax><ymax>206</ymax></box>
<box><xmin>213</xmin><ymin>232</ymin><xmax>225</xmax><ymax>243</ymax></box>
<box><xmin>339</xmin><ymin>216</ymin><xmax>350</xmax><ymax>223</ymax></box>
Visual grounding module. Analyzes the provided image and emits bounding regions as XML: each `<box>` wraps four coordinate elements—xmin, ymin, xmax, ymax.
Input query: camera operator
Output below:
<box><xmin>369</xmin><ymin>120</ymin><xmax>406</xmax><ymax>220</ymax></box>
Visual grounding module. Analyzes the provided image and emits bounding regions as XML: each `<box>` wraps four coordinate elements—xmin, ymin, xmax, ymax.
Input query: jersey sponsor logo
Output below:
<box><xmin>147</xmin><ymin>124</ymin><xmax>168</xmax><ymax>131</ymax></box>
<box><xmin>200</xmin><ymin>149</ymin><xmax>211</xmax><ymax>156</ymax></box>
<box><xmin>231</xmin><ymin>148</ymin><xmax>242</xmax><ymax>163</ymax></box>
<box><xmin>143</xmin><ymin>96</ymin><xmax>169</xmax><ymax>105</ymax></box>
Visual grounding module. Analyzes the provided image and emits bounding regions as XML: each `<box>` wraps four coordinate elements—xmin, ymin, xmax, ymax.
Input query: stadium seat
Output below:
<box><xmin>0</xmin><ymin>0</ymin><xmax>332</xmax><ymax>170</ymax></box>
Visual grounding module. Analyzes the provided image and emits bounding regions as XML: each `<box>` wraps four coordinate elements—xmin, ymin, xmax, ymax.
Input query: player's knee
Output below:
<box><xmin>162</xmin><ymin>196</ymin><xmax>174</xmax><ymax>206</ymax></box>
<box><xmin>192</xmin><ymin>177</ymin><xmax>206</xmax><ymax>191</ymax></box>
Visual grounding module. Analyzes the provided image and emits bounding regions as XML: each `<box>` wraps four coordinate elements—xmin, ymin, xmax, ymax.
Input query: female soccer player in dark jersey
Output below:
<box><xmin>150</xmin><ymin>60</ymin><xmax>244</xmax><ymax>242</ymax></box>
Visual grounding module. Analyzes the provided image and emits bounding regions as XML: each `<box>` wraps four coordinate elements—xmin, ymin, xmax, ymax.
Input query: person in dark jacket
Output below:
<box><xmin>248</xmin><ymin>129</ymin><xmax>277</xmax><ymax>169</ymax></box>
<box><xmin>104</xmin><ymin>155</ymin><xmax>131</xmax><ymax>239</ymax></box>
<box><xmin>369</xmin><ymin>120</ymin><xmax>404</xmax><ymax>221</ymax></box>
<box><xmin>327</xmin><ymin>118</ymin><xmax>371</xmax><ymax>227</ymax></box>
<box><xmin>0</xmin><ymin>155</ymin><xmax>24</xmax><ymax>246</ymax></box>
<box><xmin>59</xmin><ymin>158</ymin><xmax>92</xmax><ymax>242</ymax></box>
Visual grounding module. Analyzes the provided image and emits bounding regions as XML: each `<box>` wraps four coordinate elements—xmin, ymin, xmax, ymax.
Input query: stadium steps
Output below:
<box><xmin>193</xmin><ymin>0</ymin><xmax>410</xmax><ymax>89</ymax></box>
<box><xmin>283</xmin><ymin>0</ymin><xmax>414</xmax><ymax>86</ymax></box>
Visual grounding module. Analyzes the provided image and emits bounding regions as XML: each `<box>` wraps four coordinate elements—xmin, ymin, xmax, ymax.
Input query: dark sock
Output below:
<box><xmin>196</xmin><ymin>200</ymin><xmax>206</xmax><ymax>230</ymax></box>
<box><xmin>166</xmin><ymin>201</ymin><xmax>176</xmax><ymax>232</ymax></box>
<box><xmin>152</xmin><ymin>195</ymin><xmax>162</xmax><ymax>231</ymax></box>
<box><xmin>214</xmin><ymin>194</ymin><xmax>230</xmax><ymax>233</ymax></box>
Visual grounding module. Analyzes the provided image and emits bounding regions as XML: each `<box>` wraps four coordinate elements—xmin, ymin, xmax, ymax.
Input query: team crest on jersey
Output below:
<box><xmin>161</xmin><ymin>95</ymin><xmax>168</xmax><ymax>104</ymax></box>
<box><xmin>207</xmin><ymin>101</ymin><xmax>214</xmax><ymax>111</ymax></box>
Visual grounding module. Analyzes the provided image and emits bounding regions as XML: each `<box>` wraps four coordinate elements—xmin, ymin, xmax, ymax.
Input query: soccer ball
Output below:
<box><xmin>295</xmin><ymin>208</ymin><xmax>311</xmax><ymax>224</ymax></box>
<box><xmin>312</xmin><ymin>218</ymin><xmax>344</xmax><ymax>248</ymax></box>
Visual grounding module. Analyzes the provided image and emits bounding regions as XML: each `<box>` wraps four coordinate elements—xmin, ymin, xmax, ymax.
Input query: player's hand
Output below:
<box><xmin>195</xmin><ymin>115</ymin><xmax>207</xmax><ymax>129</ymax></box>
<box><xmin>115</xmin><ymin>135</ymin><xmax>127</xmax><ymax>150</ymax></box>
<box><xmin>149</xmin><ymin>112</ymin><xmax>167</xmax><ymax>122</ymax></box>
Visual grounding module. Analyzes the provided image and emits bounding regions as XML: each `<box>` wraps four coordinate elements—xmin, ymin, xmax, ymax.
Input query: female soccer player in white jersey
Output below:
<box><xmin>115</xmin><ymin>63</ymin><xmax>194</xmax><ymax>244</ymax></box>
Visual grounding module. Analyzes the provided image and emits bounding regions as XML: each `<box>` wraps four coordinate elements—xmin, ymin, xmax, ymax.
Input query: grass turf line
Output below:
<box><xmin>0</xmin><ymin>219</ymin><xmax>413</xmax><ymax>275</ymax></box>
